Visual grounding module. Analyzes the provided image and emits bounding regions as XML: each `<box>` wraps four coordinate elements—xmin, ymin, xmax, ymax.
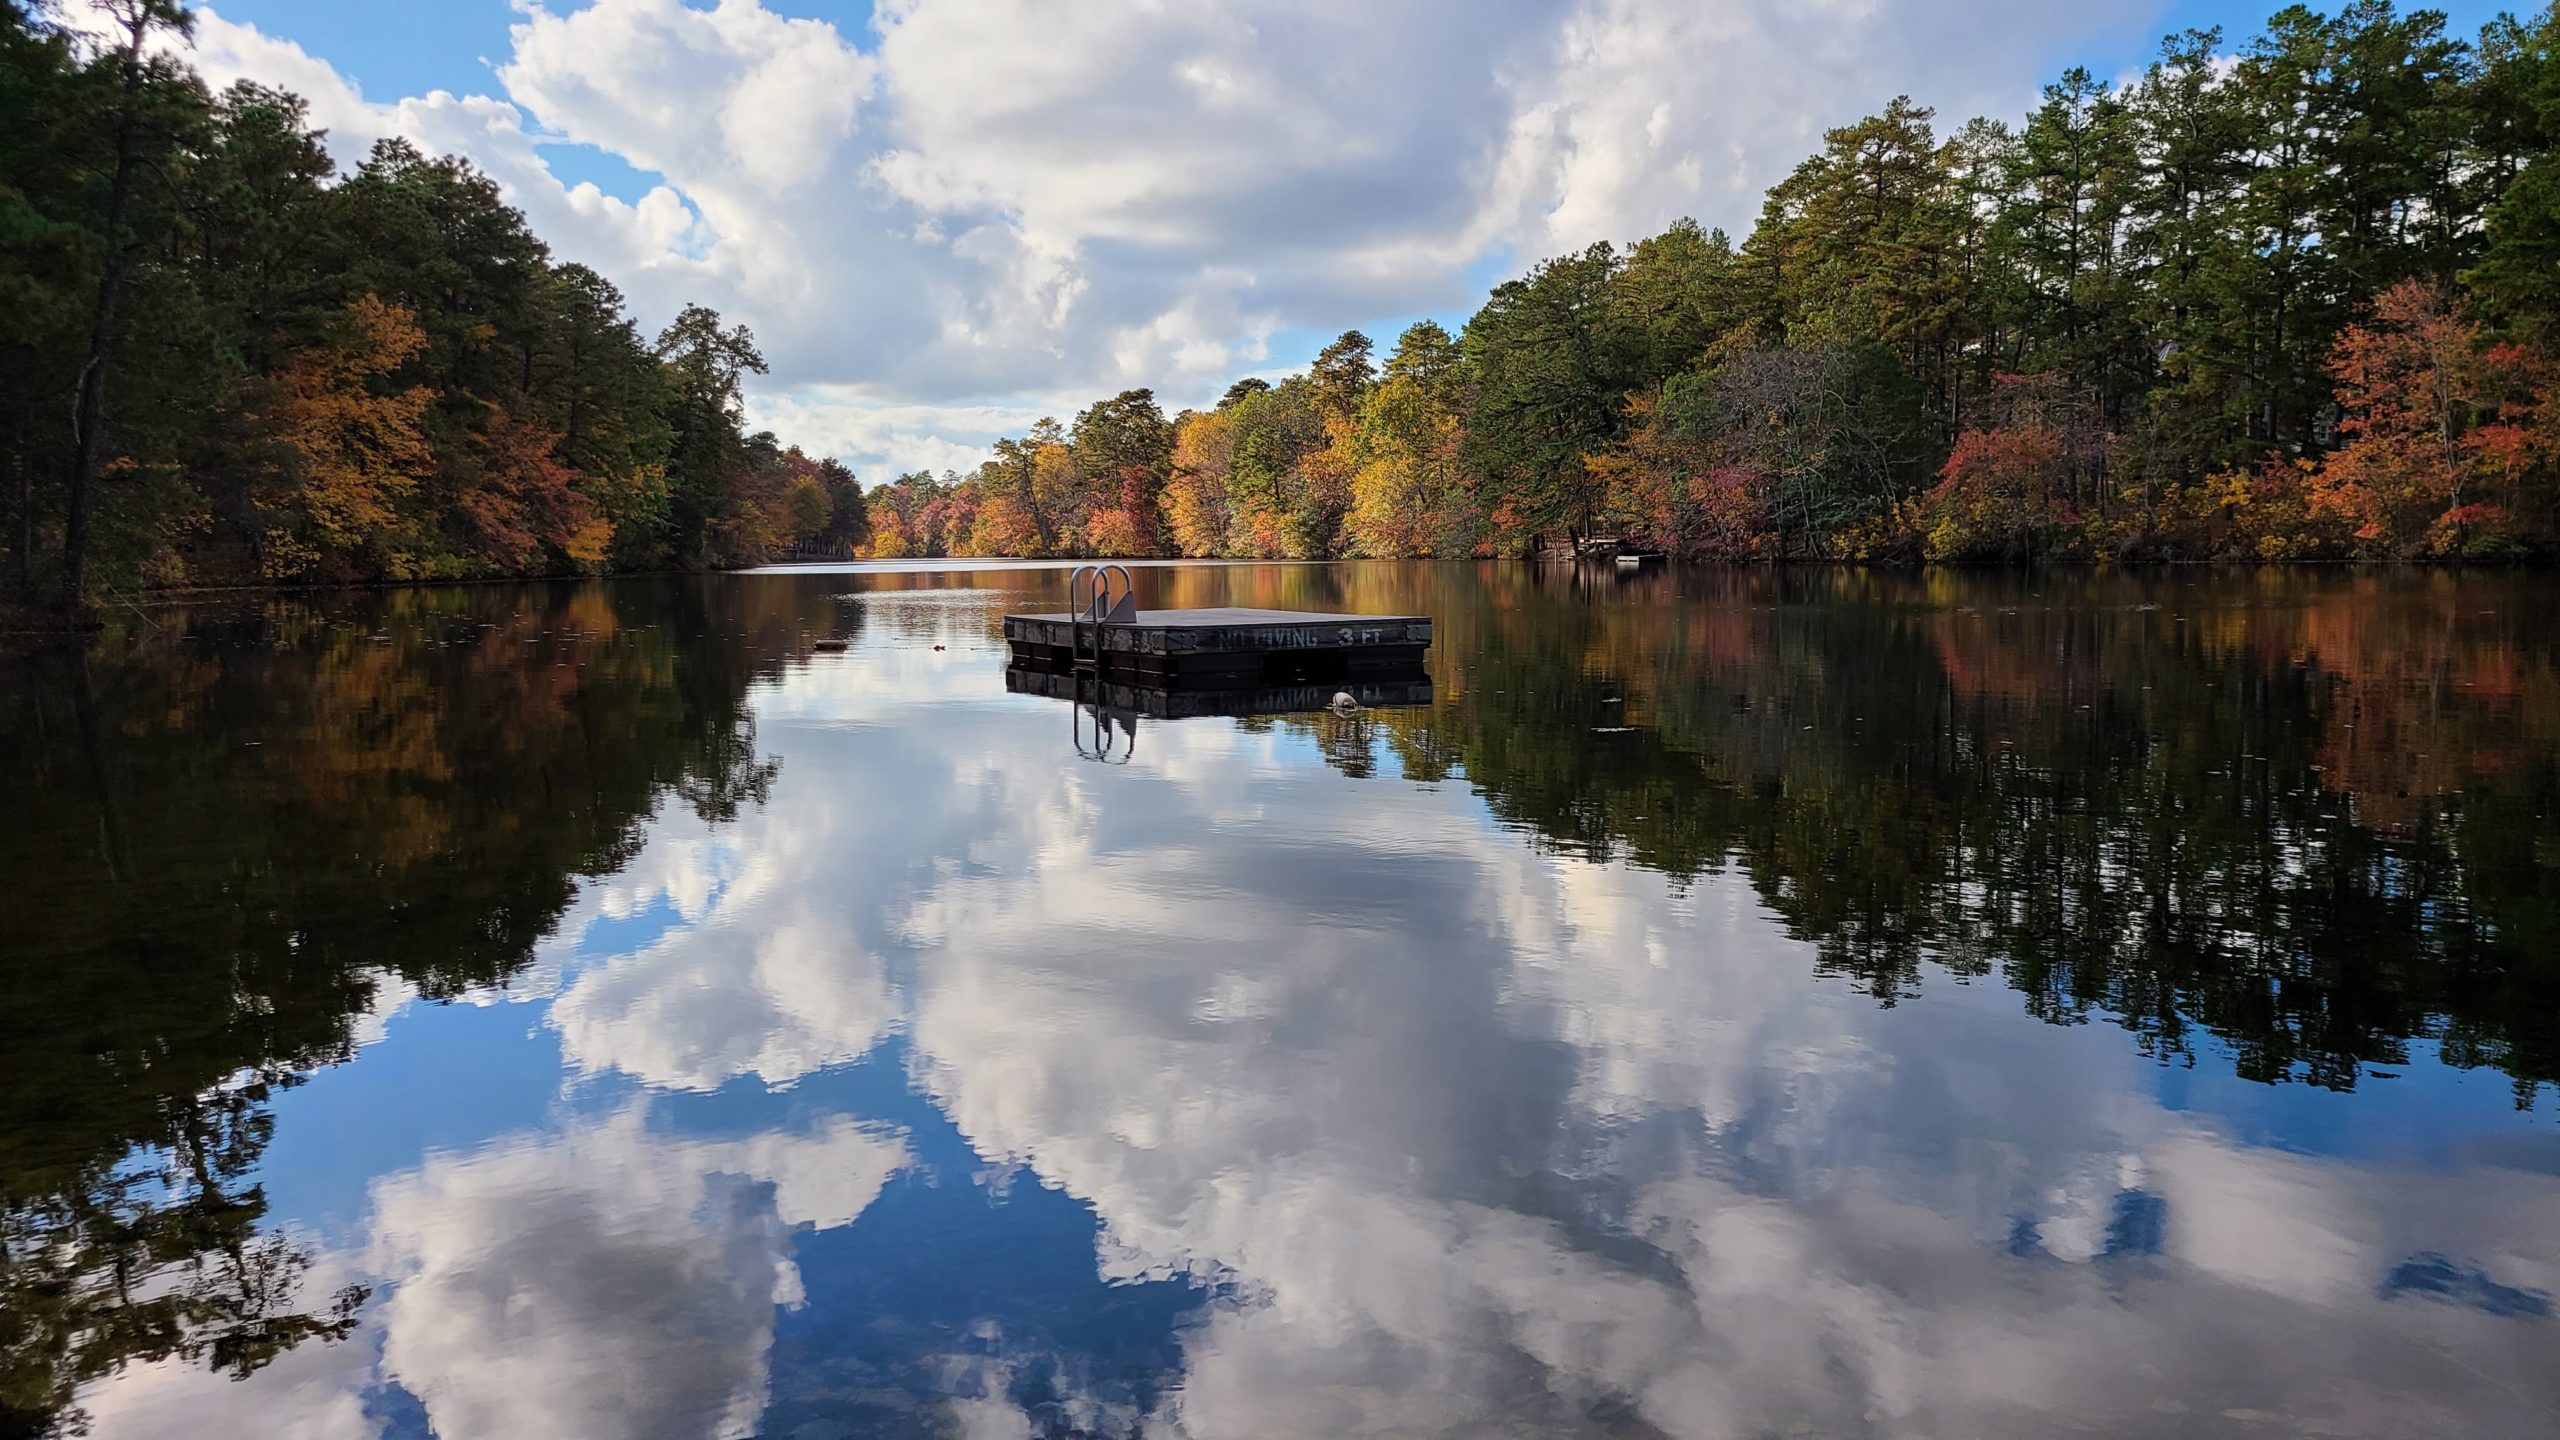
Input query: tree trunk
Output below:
<box><xmin>64</xmin><ymin>17</ymin><xmax>153</xmax><ymax>611</ymax></box>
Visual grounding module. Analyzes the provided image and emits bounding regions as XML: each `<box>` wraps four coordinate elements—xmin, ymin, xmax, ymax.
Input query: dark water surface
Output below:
<box><xmin>6</xmin><ymin>563</ymin><xmax>2559</xmax><ymax>1439</ymax></box>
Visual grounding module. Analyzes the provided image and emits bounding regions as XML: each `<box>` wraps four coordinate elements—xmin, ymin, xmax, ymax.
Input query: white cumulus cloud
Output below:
<box><xmin>170</xmin><ymin>0</ymin><xmax>2158</xmax><ymax>483</ymax></box>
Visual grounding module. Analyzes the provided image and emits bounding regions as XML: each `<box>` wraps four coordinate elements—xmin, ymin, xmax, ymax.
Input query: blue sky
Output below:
<box><xmin>203</xmin><ymin>0</ymin><xmax>2525</xmax><ymax>207</ymax></box>
<box><xmin>204</xmin><ymin>2</ymin><xmax>2525</xmax><ymax>118</ymax></box>
<box><xmin>178</xmin><ymin>0</ymin><xmax>2535</xmax><ymax>479</ymax></box>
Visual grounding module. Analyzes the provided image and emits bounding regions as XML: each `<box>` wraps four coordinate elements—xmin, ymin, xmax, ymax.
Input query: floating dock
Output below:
<box><xmin>1005</xmin><ymin>567</ymin><xmax>1431</xmax><ymax>688</ymax></box>
<box><xmin>1004</xmin><ymin>606</ymin><xmax>1432</xmax><ymax>685</ymax></box>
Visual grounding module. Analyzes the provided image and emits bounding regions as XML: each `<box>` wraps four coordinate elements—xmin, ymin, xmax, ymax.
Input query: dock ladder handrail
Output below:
<box><xmin>1066</xmin><ymin>563</ymin><xmax>1137</xmax><ymax>668</ymax></box>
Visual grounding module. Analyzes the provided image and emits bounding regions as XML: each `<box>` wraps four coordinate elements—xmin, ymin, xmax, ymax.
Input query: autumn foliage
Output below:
<box><xmin>258</xmin><ymin>296</ymin><xmax>436</xmax><ymax>579</ymax></box>
<box><xmin>13</xmin><ymin>2</ymin><xmax>2560</xmax><ymax>591</ymax></box>
<box><xmin>2311</xmin><ymin>281</ymin><xmax>2553</xmax><ymax>559</ymax></box>
<box><xmin>1922</xmin><ymin>376</ymin><xmax>2101</xmax><ymax>561</ymax></box>
<box><xmin>833</xmin><ymin>4</ymin><xmax>2560</xmax><ymax>568</ymax></box>
<box><xmin>0</xmin><ymin>51</ymin><xmax>860</xmax><ymax>596</ymax></box>
<box><xmin>458</xmin><ymin>404</ymin><xmax>609</xmax><ymax>571</ymax></box>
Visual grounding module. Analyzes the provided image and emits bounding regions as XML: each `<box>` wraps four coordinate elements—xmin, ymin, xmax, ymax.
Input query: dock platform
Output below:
<box><xmin>1003</xmin><ymin>606</ymin><xmax>1432</xmax><ymax>687</ymax></box>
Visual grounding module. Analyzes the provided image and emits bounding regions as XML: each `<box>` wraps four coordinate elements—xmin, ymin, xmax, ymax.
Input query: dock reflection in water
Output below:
<box><xmin>5</xmin><ymin>563</ymin><xmax>2558</xmax><ymax>1439</ymax></box>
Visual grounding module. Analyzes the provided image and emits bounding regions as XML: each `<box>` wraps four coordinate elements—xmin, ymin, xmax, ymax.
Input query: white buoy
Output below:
<box><xmin>1330</xmin><ymin>691</ymin><xmax>1360</xmax><ymax>716</ymax></box>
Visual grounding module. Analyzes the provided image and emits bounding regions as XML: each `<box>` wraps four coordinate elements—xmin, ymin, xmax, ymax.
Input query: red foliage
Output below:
<box><xmin>2310</xmin><ymin>280</ymin><xmax>2553</xmax><ymax>557</ymax></box>
<box><xmin>1678</xmin><ymin>465</ymin><xmax>1773</xmax><ymax>560</ymax></box>
<box><xmin>459</xmin><ymin>404</ymin><xmax>606</xmax><ymax>570</ymax></box>
<box><xmin>1085</xmin><ymin>466</ymin><xmax>1166</xmax><ymax>556</ymax></box>
<box><xmin>1924</xmin><ymin>377</ymin><xmax>2098</xmax><ymax>560</ymax></box>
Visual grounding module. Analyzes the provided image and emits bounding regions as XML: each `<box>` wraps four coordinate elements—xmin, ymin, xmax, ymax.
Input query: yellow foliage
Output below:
<box><xmin>1166</xmin><ymin>409</ymin><xmax>1236</xmax><ymax>557</ymax></box>
<box><xmin>560</xmin><ymin>513</ymin><xmax>613</xmax><ymax>569</ymax></box>
<box><xmin>1343</xmin><ymin>372</ymin><xmax>1464</xmax><ymax>557</ymax></box>
<box><xmin>865</xmin><ymin>510</ymin><xmax>914</xmax><ymax>559</ymax></box>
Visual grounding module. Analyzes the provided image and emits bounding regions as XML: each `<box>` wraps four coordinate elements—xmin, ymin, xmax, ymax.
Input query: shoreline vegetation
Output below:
<box><xmin>6</xmin><ymin>3</ymin><xmax>2560</xmax><ymax>623</ymax></box>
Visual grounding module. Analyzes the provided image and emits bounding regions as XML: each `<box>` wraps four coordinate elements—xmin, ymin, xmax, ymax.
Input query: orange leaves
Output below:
<box><xmin>2427</xmin><ymin>503</ymin><xmax>2529</xmax><ymax>559</ymax></box>
<box><xmin>1240</xmin><ymin>506</ymin><xmax>1289</xmax><ymax>559</ymax></box>
<box><xmin>918</xmin><ymin>490</ymin><xmax>974</xmax><ymax>557</ymax></box>
<box><xmin>262</xmin><ymin>296</ymin><xmax>436</xmax><ymax>575</ymax></box>
<box><xmin>1684</xmin><ymin>465</ymin><xmax>1775</xmax><ymax>559</ymax></box>
<box><xmin>1091</xmin><ymin>465</ymin><xmax>1167</xmax><ymax>556</ymax></box>
<box><xmin>1165</xmin><ymin>408</ymin><xmax>1237</xmax><ymax>557</ymax></box>
<box><xmin>865</xmin><ymin>509</ymin><xmax>915</xmax><ymax>559</ymax></box>
<box><xmin>1601</xmin><ymin>393</ymin><xmax>1770</xmax><ymax>561</ymax></box>
<box><xmin>1484</xmin><ymin>499</ymin><xmax>1534</xmax><ymax>557</ymax></box>
<box><xmin>1925</xmin><ymin>425</ymin><xmax>2084</xmax><ymax>560</ymax></box>
<box><xmin>1051</xmin><ymin>463</ymin><xmax>1167</xmax><ymax>558</ymax></box>
<box><xmin>307</xmin><ymin>293</ymin><xmax>430</xmax><ymax>384</ymax></box>
<box><xmin>1081</xmin><ymin>505</ymin><xmax>1151</xmax><ymax>557</ymax></box>
<box><xmin>965</xmin><ymin>492</ymin><xmax>1043</xmax><ymax>558</ymax></box>
<box><xmin>1935</xmin><ymin>425</ymin><xmax>2069</xmax><ymax>501</ymax></box>
<box><xmin>858</xmin><ymin>474</ymin><xmax>972</xmax><ymax>558</ymax></box>
<box><xmin>266</xmin><ymin>297</ymin><xmax>619</xmax><ymax>576</ymax></box>
<box><xmin>2311</xmin><ymin>280</ymin><xmax>2555</xmax><ymax>557</ymax></box>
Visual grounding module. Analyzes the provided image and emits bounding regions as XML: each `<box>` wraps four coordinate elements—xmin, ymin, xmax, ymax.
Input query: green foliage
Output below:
<box><xmin>2470</xmin><ymin>8</ymin><xmax>2560</xmax><ymax>340</ymax></box>
<box><xmin>1308</xmin><ymin>329</ymin><xmax>1376</xmax><ymax>419</ymax></box>
<box><xmin>1346</xmin><ymin>321</ymin><xmax>1474</xmax><ymax>556</ymax></box>
<box><xmin>1614</xmin><ymin>218</ymin><xmax>1747</xmax><ymax>382</ymax></box>
<box><xmin>1462</xmin><ymin>243</ymin><xmax>1643</xmax><ymax>548</ymax></box>
<box><xmin>0</xmin><ymin>12</ymin><xmax>849</xmax><ymax>603</ymax></box>
<box><xmin>1224</xmin><ymin>377</ymin><xmax>1331</xmax><ymax>555</ymax></box>
<box><xmin>14</xmin><ymin>1</ymin><xmax>2560</xmax><ymax>581</ymax></box>
<box><xmin>932</xmin><ymin>0</ymin><xmax>2560</xmax><ymax>567</ymax></box>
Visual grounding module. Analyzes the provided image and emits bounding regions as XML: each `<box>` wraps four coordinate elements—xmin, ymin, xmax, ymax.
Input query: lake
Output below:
<box><xmin>5</xmin><ymin>562</ymin><xmax>2557</xmax><ymax>1439</ymax></box>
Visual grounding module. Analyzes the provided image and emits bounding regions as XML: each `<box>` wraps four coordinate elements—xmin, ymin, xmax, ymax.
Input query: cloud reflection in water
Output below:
<box><xmin>73</xmin><ymin>576</ymin><xmax>2560</xmax><ymax>1440</ymax></box>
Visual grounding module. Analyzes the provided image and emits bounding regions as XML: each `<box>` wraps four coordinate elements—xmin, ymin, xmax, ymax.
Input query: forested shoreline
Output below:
<box><xmin>872</xmin><ymin>1</ymin><xmax>2560</xmax><ymax>566</ymax></box>
<box><xmin>7</xmin><ymin>1</ymin><xmax>2560</xmax><ymax>612</ymax></box>
<box><xmin>1</xmin><ymin>1</ymin><xmax>865</xmax><ymax>614</ymax></box>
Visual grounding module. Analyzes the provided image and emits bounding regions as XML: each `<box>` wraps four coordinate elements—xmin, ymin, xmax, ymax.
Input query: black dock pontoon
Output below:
<box><xmin>1004</xmin><ymin>566</ymin><xmax>1430</xmax><ymax>688</ymax></box>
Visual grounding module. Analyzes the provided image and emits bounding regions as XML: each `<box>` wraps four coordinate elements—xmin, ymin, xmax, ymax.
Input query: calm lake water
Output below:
<box><xmin>6</xmin><ymin>562</ymin><xmax>2559</xmax><ymax>1439</ymax></box>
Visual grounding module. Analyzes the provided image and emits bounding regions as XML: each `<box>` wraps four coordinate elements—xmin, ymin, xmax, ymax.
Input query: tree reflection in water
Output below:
<box><xmin>0</xmin><ymin>580</ymin><xmax>792</xmax><ymax>1437</ymax></box>
<box><xmin>3</xmin><ymin>564</ymin><xmax>2556</xmax><ymax>1437</ymax></box>
<box><xmin>1255</xmin><ymin>564</ymin><xmax>2560</xmax><ymax>1103</ymax></box>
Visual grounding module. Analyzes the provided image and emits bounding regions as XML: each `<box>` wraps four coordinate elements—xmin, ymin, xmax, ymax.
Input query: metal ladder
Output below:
<box><xmin>1065</xmin><ymin>563</ymin><xmax>1136</xmax><ymax>669</ymax></box>
<box><xmin>1071</xmin><ymin>675</ymin><xmax>1137</xmax><ymax>764</ymax></box>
